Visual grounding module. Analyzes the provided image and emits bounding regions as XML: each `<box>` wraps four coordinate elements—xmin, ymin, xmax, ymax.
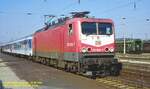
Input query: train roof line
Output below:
<box><xmin>34</xmin><ymin>17</ymin><xmax>113</xmax><ymax>33</ymax></box>
<box><xmin>35</xmin><ymin>19</ymin><xmax>66</xmax><ymax>33</ymax></box>
<box><xmin>1</xmin><ymin>34</ymin><xmax>33</xmax><ymax>46</ymax></box>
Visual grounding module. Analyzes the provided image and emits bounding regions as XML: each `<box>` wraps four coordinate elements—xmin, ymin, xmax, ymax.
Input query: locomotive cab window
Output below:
<box><xmin>68</xmin><ymin>24</ymin><xmax>73</xmax><ymax>35</ymax></box>
<box><xmin>98</xmin><ymin>23</ymin><xmax>112</xmax><ymax>35</ymax></box>
<box><xmin>81</xmin><ymin>22</ymin><xmax>96</xmax><ymax>35</ymax></box>
<box><xmin>81</xmin><ymin>22</ymin><xmax>113</xmax><ymax>35</ymax></box>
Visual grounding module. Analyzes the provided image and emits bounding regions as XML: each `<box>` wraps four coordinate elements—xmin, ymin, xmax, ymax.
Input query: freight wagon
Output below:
<box><xmin>143</xmin><ymin>40</ymin><xmax>150</xmax><ymax>53</ymax></box>
<box><xmin>116</xmin><ymin>39</ymin><xmax>143</xmax><ymax>54</ymax></box>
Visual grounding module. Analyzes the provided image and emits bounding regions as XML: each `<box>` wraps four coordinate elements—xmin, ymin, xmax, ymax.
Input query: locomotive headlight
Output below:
<box><xmin>109</xmin><ymin>48</ymin><xmax>114</xmax><ymax>52</ymax></box>
<box><xmin>82</xmin><ymin>48</ymin><xmax>87</xmax><ymax>53</ymax></box>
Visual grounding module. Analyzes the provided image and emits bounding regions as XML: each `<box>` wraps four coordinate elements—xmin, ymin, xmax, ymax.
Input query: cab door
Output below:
<box><xmin>64</xmin><ymin>23</ymin><xmax>78</xmax><ymax>61</ymax></box>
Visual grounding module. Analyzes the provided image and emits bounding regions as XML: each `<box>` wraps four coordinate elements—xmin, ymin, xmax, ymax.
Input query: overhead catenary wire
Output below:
<box><xmin>0</xmin><ymin>0</ymin><xmax>142</xmax><ymax>16</ymax></box>
<box><xmin>99</xmin><ymin>0</ymin><xmax>142</xmax><ymax>15</ymax></box>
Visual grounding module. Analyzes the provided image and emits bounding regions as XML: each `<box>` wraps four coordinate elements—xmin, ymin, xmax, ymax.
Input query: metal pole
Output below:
<box><xmin>146</xmin><ymin>18</ymin><xmax>150</xmax><ymax>40</ymax></box>
<box><xmin>123</xmin><ymin>34</ymin><xmax>126</xmax><ymax>54</ymax></box>
<box><xmin>122</xmin><ymin>17</ymin><xmax>126</xmax><ymax>54</ymax></box>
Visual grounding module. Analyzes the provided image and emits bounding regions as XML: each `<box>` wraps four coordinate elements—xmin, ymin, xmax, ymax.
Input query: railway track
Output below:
<box><xmin>116</xmin><ymin>53</ymin><xmax>150</xmax><ymax>58</ymax></box>
<box><xmin>118</xmin><ymin>56</ymin><xmax>150</xmax><ymax>62</ymax></box>
<box><xmin>121</xmin><ymin>68</ymin><xmax>150</xmax><ymax>88</ymax></box>
<box><xmin>101</xmin><ymin>55</ymin><xmax>150</xmax><ymax>89</ymax></box>
<box><xmin>96</xmin><ymin>67</ymin><xmax>150</xmax><ymax>89</ymax></box>
<box><xmin>117</xmin><ymin>54</ymin><xmax>150</xmax><ymax>62</ymax></box>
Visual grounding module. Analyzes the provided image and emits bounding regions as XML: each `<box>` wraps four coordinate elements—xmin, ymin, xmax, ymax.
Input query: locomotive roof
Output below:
<box><xmin>34</xmin><ymin>11</ymin><xmax>113</xmax><ymax>33</ymax></box>
<box><xmin>35</xmin><ymin>17</ymin><xmax>113</xmax><ymax>33</ymax></box>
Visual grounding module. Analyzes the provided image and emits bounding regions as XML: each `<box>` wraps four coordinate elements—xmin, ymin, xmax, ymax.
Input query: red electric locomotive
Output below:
<box><xmin>33</xmin><ymin>12</ymin><xmax>122</xmax><ymax>77</ymax></box>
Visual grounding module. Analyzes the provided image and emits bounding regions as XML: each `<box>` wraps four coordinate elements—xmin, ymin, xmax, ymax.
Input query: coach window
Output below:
<box><xmin>68</xmin><ymin>24</ymin><xmax>73</xmax><ymax>35</ymax></box>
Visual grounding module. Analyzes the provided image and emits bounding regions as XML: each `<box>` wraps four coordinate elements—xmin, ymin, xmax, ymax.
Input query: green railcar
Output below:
<box><xmin>116</xmin><ymin>39</ymin><xmax>143</xmax><ymax>54</ymax></box>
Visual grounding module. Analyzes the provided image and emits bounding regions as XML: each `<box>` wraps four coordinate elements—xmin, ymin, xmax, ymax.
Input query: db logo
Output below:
<box><xmin>95</xmin><ymin>41</ymin><xmax>101</xmax><ymax>46</ymax></box>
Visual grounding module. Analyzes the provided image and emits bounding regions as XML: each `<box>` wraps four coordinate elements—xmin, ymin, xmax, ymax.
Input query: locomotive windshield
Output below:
<box><xmin>81</xmin><ymin>22</ymin><xmax>112</xmax><ymax>35</ymax></box>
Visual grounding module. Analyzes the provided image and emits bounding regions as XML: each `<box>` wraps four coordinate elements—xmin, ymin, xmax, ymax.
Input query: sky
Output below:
<box><xmin>0</xmin><ymin>0</ymin><xmax>150</xmax><ymax>43</ymax></box>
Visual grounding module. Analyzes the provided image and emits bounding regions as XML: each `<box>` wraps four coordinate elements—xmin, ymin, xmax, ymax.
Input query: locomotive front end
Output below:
<box><xmin>78</xmin><ymin>19</ymin><xmax>122</xmax><ymax>77</ymax></box>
